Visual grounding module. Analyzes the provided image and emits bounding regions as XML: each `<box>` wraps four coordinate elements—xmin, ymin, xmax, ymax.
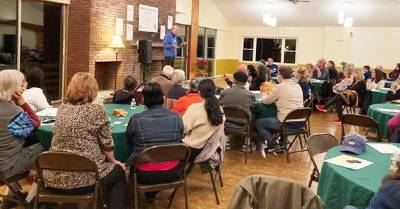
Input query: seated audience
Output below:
<box><xmin>125</xmin><ymin>82</ymin><xmax>183</xmax><ymax>200</ymax></box>
<box><xmin>223</xmin><ymin>64</ymin><xmax>251</xmax><ymax>89</ymax></box>
<box><xmin>250</xmin><ymin>62</ymin><xmax>268</xmax><ymax>90</ymax></box>
<box><xmin>172</xmin><ymin>79</ymin><xmax>202</xmax><ymax>116</ymax></box>
<box><xmin>388</xmin><ymin>63</ymin><xmax>400</xmax><ymax>81</ymax></box>
<box><xmin>219</xmin><ymin>71</ymin><xmax>256</xmax><ymax>114</ymax></box>
<box><xmin>312</xmin><ymin>59</ymin><xmax>329</xmax><ymax>80</ymax></box>
<box><xmin>267</xmin><ymin>58</ymin><xmax>278</xmax><ymax>77</ymax></box>
<box><xmin>113</xmin><ymin>75</ymin><xmax>142</xmax><ymax>104</ymax></box>
<box><xmin>182</xmin><ymin>79</ymin><xmax>224</xmax><ymax>163</ymax></box>
<box><xmin>386</xmin><ymin>78</ymin><xmax>400</xmax><ymax>101</ymax></box>
<box><xmin>327</xmin><ymin>60</ymin><xmax>338</xmax><ymax>82</ymax></box>
<box><xmin>167</xmin><ymin>70</ymin><xmax>188</xmax><ymax>100</ymax></box>
<box><xmin>22</xmin><ymin>67</ymin><xmax>50</xmax><ymax>111</ymax></box>
<box><xmin>255</xmin><ymin>66</ymin><xmax>304</xmax><ymax>157</ymax></box>
<box><xmin>363</xmin><ymin>65</ymin><xmax>372</xmax><ymax>80</ymax></box>
<box><xmin>316</xmin><ymin>69</ymin><xmax>366</xmax><ymax>124</ymax></box>
<box><xmin>305</xmin><ymin>63</ymin><xmax>313</xmax><ymax>78</ymax></box>
<box><xmin>252</xmin><ymin>82</ymin><xmax>278</xmax><ymax>121</ymax></box>
<box><xmin>344</xmin><ymin>160</ymin><xmax>400</xmax><ymax>209</ymax></box>
<box><xmin>44</xmin><ymin>72</ymin><xmax>126</xmax><ymax>209</ymax></box>
<box><xmin>248</xmin><ymin>64</ymin><xmax>257</xmax><ymax>81</ymax></box>
<box><xmin>151</xmin><ymin>65</ymin><xmax>174</xmax><ymax>94</ymax></box>
<box><xmin>0</xmin><ymin>69</ymin><xmax>44</xmax><ymax>179</ymax></box>
<box><xmin>296</xmin><ymin>68</ymin><xmax>311</xmax><ymax>102</ymax></box>
<box><xmin>366</xmin><ymin>69</ymin><xmax>385</xmax><ymax>90</ymax></box>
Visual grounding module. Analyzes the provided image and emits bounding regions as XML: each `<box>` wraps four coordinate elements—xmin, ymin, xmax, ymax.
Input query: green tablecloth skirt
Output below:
<box><xmin>385</xmin><ymin>80</ymin><xmax>395</xmax><ymax>88</ymax></box>
<box><xmin>35</xmin><ymin>104</ymin><xmax>146</xmax><ymax>162</ymax></box>
<box><xmin>271</xmin><ymin>77</ymin><xmax>278</xmax><ymax>83</ymax></box>
<box><xmin>367</xmin><ymin>103</ymin><xmax>400</xmax><ymax>137</ymax></box>
<box><xmin>310</xmin><ymin>79</ymin><xmax>324</xmax><ymax>95</ymax></box>
<box><xmin>317</xmin><ymin>144</ymin><xmax>399</xmax><ymax>209</ymax></box>
<box><xmin>370</xmin><ymin>88</ymin><xmax>389</xmax><ymax>104</ymax></box>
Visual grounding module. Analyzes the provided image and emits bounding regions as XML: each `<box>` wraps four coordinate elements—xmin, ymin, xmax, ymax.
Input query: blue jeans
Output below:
<box><xmin>255</xmin><ymin>118</ymin><xmax>282</xmax><ymax>144</ymax></box>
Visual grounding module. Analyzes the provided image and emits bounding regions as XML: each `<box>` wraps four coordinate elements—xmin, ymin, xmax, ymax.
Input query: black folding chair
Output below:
<box><xmin>341</xmin><ymin>114</ymin><xmax>382</xmax><ymax>143</ymax></box>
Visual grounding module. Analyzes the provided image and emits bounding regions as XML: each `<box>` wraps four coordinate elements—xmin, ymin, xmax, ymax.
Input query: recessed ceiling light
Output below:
<box><xmin>344</xmin><ymin>16</ymin><xmax>354</xmax><ymax>28</ymax></box>
<box><xmin>342</xmin><ymin>0</ymin><xmax>354</xmax><ymax>6</ymax></box>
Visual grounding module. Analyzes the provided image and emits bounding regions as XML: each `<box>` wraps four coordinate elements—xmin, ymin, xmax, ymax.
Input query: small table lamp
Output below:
<box><xmin>109</xmin><ymin>35</ymin><xmax>125</xmax><ymax>91</ymax></box>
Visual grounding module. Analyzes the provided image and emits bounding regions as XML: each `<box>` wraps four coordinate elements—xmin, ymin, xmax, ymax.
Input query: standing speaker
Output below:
<box><xmin>138</xmin><ymin>39</ymin><xmax>152</xmax><ymax>64</ymax></box>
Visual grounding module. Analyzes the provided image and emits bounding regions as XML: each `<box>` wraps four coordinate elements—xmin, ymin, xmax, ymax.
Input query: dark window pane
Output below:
<box><xmin>284</xmin><ymin>52</ymin><xmax>296</xmax><ymax>64</ymax></box>
<box><xmin>207</xmin><ymin>37</ymin><xmax>215</xmax><ymax>47</ymax></box>
<box><xmin>285</xmin><ymin>39</ymin><xmax>296</xmax><ymax>51</ymax></box>
<box><xmin>0</xmin><ymin>0</ymin><xmax>17</xmax><ymax>70</ymax></box>
<box><xmin>207</xmin><ymin>48</ymin><xmax>214</xmax><ymax>59</ymax></box>
<box><xmin>242</xmin><ymin>50</ymin><xmax>253</xmax><ymax>61</ymax></box>
<box><xmin>255</xmin><ymin>38</ymin><xmax>281</xmax><ymax>62</ymax></box>
<box><xmin>197</xmin><ymin>35</ymin><xmax>205</xmax><ymax>58</ymax></box>
<box><xmin>176</xmin><ymin>36</ymin><xmax>183</xmax><ymax>57</ymax></box>
<box><xmin>243</xmin><ymin>38</ymin><xmax>254</xmax><ymax>49</ymax></box>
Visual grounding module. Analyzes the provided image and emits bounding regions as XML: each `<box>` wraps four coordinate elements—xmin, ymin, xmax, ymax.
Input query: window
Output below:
<box><xmin>206</xmin><ymin>29</ymin><xmax>216</xmax><ymax>59</ymax></box>
<box><xmin>197</xmin><ymin>27</ymin><xmax>216</xmax><ymax>59</ymax></box>
<box><xmin>242</xmin><ymin>37</ymin><xmax>297</xmax><ymax>64</ymax></box>
<box><xmin>197</xmin><ymin>27</ymin><xmax>205</xmax><ymax>58</ymax></box>
<box><xmin>242</xmin><ymin>38</ymin><xmax>254</xmax><ymax>61</ymax></box>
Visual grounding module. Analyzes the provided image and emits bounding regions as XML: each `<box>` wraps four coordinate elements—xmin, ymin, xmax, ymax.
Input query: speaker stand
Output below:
<box><xmin>142</xmin><ymin>63</ymin><xmax>149</xmax><ymax>82</ymax></box>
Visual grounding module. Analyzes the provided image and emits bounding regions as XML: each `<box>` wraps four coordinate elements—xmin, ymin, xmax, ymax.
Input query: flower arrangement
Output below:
<box><xmin>197</xmin><ymin>59</ymin><xmax>209</xmax><ymax>70</ymax></box>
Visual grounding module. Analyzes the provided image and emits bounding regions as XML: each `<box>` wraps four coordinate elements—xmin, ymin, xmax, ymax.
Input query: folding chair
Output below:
<box><xmin>306</xmin><ymin>133</ymin><xmax>339</xmax><ymax>187</ymax></box>
<box><xmin>35</xmin><ymin>152</ymin><xmax>101</xmax><ymax>209</ymax></box>
<box><xmin>280</xmin><ymin>107</ymin><xmax>312</xmax><ymax>163</ymax></box>
<box><xmin>341</xmin><ymin>114</ymin><xmax>382</xmax><ymax>143</ymax></box>
<box><xmin>223</xmin><ymin>106</ymin><xmax>253</xmax><ymax>164</ymax></box>
<box><xmin>132</xmin><ymin>144</ymin><xmax>191</xmax><ymax>209</ymax></box>
<box><xmin>0</xmin><ymin>171</ymin><xmax>31</xmax><ymax>209</ymax></box>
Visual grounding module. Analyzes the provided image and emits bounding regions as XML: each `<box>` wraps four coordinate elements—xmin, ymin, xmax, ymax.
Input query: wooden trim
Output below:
<box><xmin>188</xmin><ymin>0</ymin><xmax>199</xmax><ymax>79</ymax></box>
<box><xmin>43</xmin><ymin>0</ymin><xmax>70</xmax><ymax>4</ymax></box>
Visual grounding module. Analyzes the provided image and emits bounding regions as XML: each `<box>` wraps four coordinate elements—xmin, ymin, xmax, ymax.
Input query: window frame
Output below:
<box><xmin>240</xmin><ymin>36</ymin><xmax>298</xmax><ymax>65</ymax></box>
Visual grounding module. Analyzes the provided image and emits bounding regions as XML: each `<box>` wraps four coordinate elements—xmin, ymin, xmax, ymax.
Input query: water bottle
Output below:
<box><xmin>130</xmin><ymin>98</ymin><xmax>136</xmax><ymax>109</ymax></box>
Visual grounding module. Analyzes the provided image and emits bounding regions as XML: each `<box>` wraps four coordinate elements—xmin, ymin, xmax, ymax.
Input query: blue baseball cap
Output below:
<box><xmin>340</xmin><ymin>134</ymin><xmax>367</xmax><ymax>155</ymax></box>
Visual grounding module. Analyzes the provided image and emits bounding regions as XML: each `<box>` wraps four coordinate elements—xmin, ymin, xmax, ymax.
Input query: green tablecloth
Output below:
<box><xmin>370</xmin><ymin>88</ymin><xmax>389</xmax><ymax>104</ymax></box>
<box><xmin>35</xmin><ymin>104</ymin><xmax>146</xmax><ymax>162</ymax></box>
<box><xmin>271</xmin><ymin>77</ymin><xmax>278</xmax><ymax>84</ymax></box>
<box><xmin>317</xmin><ymin>144</ymin><xmax>399</xmax><ymax>209</ymax></box>
<box><xmin>367</xmin><ymin>103</ymin><xmax>400</xmax><ymax>137</ymax></box>
<box><xmin>310</xmin><ymin>79</ymin><xmax>324</xmax><ymax>95</ymax></box>
<box><xmin>385</xmin><ymin>80</ymin><xmax>395</xmax><ymax>88</ymax></box>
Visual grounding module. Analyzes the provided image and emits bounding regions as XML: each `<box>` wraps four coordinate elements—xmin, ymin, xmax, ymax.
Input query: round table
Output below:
<box><xmin>310</xmin><ymin>79</ymin><xmax>324</xmax><ymax>95</ymax></box>
<box><xmin>35</xmin><ymin>104</ymin><xmax>146</xmax><ymax>162</ymax></box>
<box><xmin>317</xmin><ymin>144</ymin><xmax>399</xmax><ymax>209</ymax></box>
<box><xmin>370</xmin><ymin>88</ymin><xmax>389</xmax><ymax>104</ymax></box>
<box><xmin>367</xmin><ymin>103</ymin><xmax>400</xmax><ymax>137</ymax></box>
<box><xmin>385</xmin><ymin>80</ymin><xmax>395</xmax><ymax>88</ymax></box>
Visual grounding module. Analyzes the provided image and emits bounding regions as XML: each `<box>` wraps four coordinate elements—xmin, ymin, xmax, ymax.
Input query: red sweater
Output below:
<box><xmin>172</xmin><ymin>93</ymin><xmax>203</xmax><ymax>116</ymax></box>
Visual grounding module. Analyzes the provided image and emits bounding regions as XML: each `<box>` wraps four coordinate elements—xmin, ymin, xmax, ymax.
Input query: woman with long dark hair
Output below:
<box><xmin>250</xmin><ymin>63</ymin><xmax>268</xmax><ymax>90</ymax></box>
<box><xmin>182</xmin><ymin>79</ymin><xmax>224</xmax><ymax>162</ymax></box>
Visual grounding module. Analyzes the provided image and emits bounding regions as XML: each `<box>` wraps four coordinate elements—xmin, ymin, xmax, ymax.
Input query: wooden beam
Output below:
<box><xmin>188</xmin><ymin>0</ymin><xmax>199</xmax><ymax>79</ymax></box>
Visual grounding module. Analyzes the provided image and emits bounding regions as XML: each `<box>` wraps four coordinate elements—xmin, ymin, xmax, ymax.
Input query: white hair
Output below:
<box><xmin>162</xmin><ymin>65</ymin><xmax>174</xmax><ymax>79</ymax></box>
<box><xmin>0</xmin><ymin>69</ymin><xmax>24</xmax><ymax>101</ymax></box>
<box><xmin>171</xmin><ymin>70</ymin><xmax>186</xmax><ymax>85</ymax></box>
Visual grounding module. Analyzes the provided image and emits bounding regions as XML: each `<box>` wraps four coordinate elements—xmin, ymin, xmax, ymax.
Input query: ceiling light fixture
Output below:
<box><xmin>342</xmin><ymin>0</ymin><xmax>354</xmax><ymax>7</ymax></box>
<box><xmin>263</xmin><ymin>14</ymin><xmax>277</xmax><ymax>27</ymax></box>
<box><xmin>344</xmin><ymin>16</ymin><xmax>354</xmax><ymax>28</ymax></box>
<box><xmin>338</xmin><ymin>12</ymin><xmax>345</xmax><ymax>24</ymax></box>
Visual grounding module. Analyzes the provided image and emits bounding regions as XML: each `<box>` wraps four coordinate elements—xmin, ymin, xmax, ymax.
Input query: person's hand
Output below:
<box><xmin>181</xmin><ymin>41</ymin><xmax>187</xmax><ymax>46</ymax></box>
<box><xmin>223</xmin><ymin>74</ymin><xmax>228</xmax><ymax>80</ymax></box>
<box><xmin>12</xmin><ymin>90</ymin><xmax>26</xmax><ymax>106</ymax></box>
<box><xmin>391</xmin><ymin>83</ymin><xmax>398</xmax><ymax>91</ymax></box>
<box><xmin>113</xmin><ymin>160</ymin><xmax>127</xmax><ymax>171</ymax></box>
<box><xmin>173</xmin><ymin>44</ymin><xmax>178</xmax><ymax>48</ymax></box>
<box><xmin>248</xmin><ymin>76</ymin><xmax>253</xmax><ymax>82</ymax></box>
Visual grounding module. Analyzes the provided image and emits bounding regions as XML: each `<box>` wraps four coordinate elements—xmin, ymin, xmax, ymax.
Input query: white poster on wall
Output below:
<box><xmin>167</xmin><ymin>16</ymin><xmax>173</xmax><ymax>29</ymax></box>
<box><xmin>160</xmin><ymin>25</ymin><xmax>166</xmax><ymax>40</ymax></box>
<box><xmin>126</xmin><ymin>24</ymin><xmax>133</xmax><ymax>41</ymax></box>
<box><xmin>138</xmin><ymin>4</ymin><xmax>158</xmax><ymax>33</ymax></box>
<box><xmin>127</xmin><ymin>5</ymin><xmax>134</xmax><ymax>22</ymax></box>
<box><xmin>115</xmin><ymin>17</ymin><xmax>124</xmax><ymax>35</ymax></box>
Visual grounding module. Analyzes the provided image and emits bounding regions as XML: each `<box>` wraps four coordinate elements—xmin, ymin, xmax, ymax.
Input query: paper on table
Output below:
<box><xmin>376</xmin><ymin>108</ymin><xmax>400</xmax><ymax>113</ymax></box>
<box><xmin>325</xmin><ymin>154</ymin><xmax>373</xmax><ymax>170</ymax></box>
<box><xmin>368</xmin><ymin>143</ymin><xmax>400</xmax><ymax>154</ymax></box>
<box><xmin>36</xmin><ymin>108</ymin><xmax>58</xmax><ymax>117</ymax></box>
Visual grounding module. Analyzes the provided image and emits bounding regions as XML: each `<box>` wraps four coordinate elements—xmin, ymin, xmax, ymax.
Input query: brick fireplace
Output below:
<box><xmin>66</xmin><ymin>0</ymin><xmax>176</xmax><ymax>90</ymax></box>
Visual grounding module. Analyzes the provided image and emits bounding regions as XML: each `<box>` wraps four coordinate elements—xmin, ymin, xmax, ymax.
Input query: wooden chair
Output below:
<box><xmin>132</xmin><ymin>144</ymin><xmax>191</xmax><ymax>209</ymax></box>
<box><xmin>0</xmin><ymin>171</ymin><xmax>31</xmax><ymax>209</ymax></box>
<box><xmin>340</xmin><ymin>114</ymin><xmax>382</xmax><ymax>143</ymax></box>
<box><xmin>34</xmin><ymin>152</ymin><xmax>101</xmax><ymax>209</ymax></box>
<box><xmin>223</xmin><ymin>106</ymin><xmax>253</xmax><ymax>164</ymax></box>
<box><xmin>306</xmin><ymin>134</ymin><xmax>339</xmax><ymax>187</ymax></box>
<box><xmin>280</xmin><ymin>108</ymin><xmax>312</xmax><ymax>163</ymax></box>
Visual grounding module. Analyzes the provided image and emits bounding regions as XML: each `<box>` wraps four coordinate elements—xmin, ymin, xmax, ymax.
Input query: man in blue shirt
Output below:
<box><xmin>267</xmin><ymin>58</ymin><xmax>279</xmax><ymax>77</ymax></box>
<box><xmin>163</xmin><ymin>25</ymin><xmax>181</xmax><ymax>67</ymax></box>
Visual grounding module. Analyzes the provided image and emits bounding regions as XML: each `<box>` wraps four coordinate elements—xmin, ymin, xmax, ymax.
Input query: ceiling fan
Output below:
<box><xmin>288</xmin><ymin>0</ymin><xmax>310</xmax><ymax>4</ymax></box>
